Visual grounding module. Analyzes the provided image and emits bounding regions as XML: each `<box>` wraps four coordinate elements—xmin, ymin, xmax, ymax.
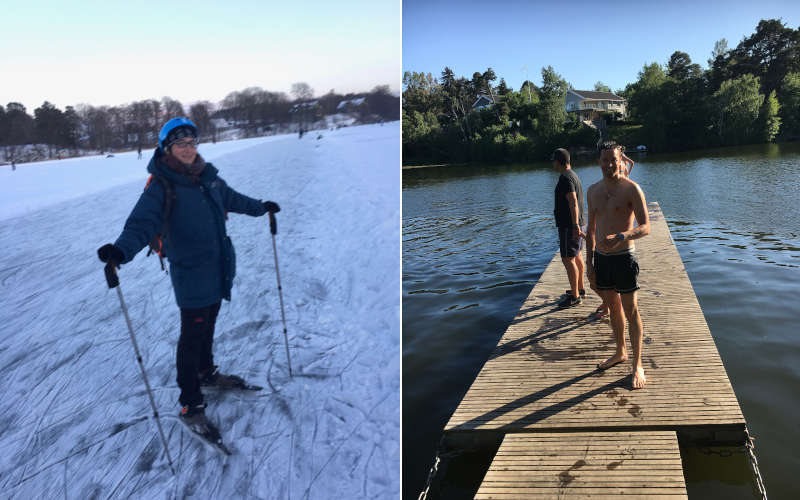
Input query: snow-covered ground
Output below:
<box><xmin>0</xmin><ymin>123</ymin><xmax>400</xmax><ymax>499</ymax></box>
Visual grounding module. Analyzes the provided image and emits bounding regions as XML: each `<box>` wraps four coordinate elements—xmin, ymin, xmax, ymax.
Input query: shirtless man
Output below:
<box><xmin>586</xmin><ymin>141</ymin><xmax>650</xmax><ymax>389</ymax></box>
<box><xmin>589</xmin><ymin>151</ymin><xmax>635</xmax><ymax>321</ymax></box>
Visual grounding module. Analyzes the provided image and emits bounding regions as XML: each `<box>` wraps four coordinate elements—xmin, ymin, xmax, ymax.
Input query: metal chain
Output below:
<box><xmin>417</xmin><ymin>455</ymin><xmax>440</xmax><ymax>500</ymax></box>
<box><xmin>744</xmin><ymin>426</ymin><xmax>768</xmax><ymax>500</ymax></box>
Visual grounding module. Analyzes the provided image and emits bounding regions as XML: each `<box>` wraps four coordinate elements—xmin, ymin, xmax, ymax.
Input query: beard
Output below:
<box><xmin>602</xmin><ymin>167</ymin><xmax>619</xmax><ymax>179</ymax></box>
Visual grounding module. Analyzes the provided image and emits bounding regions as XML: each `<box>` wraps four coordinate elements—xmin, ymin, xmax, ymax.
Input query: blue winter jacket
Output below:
<box><xmin>114</xmin><ymin>149</ymin><xmax>267</xmax><ymax>308</ymax></box>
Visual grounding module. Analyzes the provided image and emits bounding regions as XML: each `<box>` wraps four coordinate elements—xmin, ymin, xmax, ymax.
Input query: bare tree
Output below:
<box><xmin>107</xmin><ymin>106</ymin><xmax>127</xmax><ymax>150</ymax></box>
<box><xmin>291</xmin><ymin>82</ymin><xmax>314</xmax><ymax>101</ymax></box>
<box><xmin>189</xmin><ymin>101</ymin><xmax>213</xmax><ymax>139</ymax></box>
<box><xmin>149</xmin><ymin>99</ymin><xmax>162</xmax><ymax>139</ymax></box>
<box><xmin>162</xmin><ymin>97</ymin><xmax>185</xmax><ymax>119</ymax></box>
<box><xmin>129</xmin><ymin>100</ymin><xmax>152</xmax><ymax>149</ymax></box>
<box><xmin>80</xmin><ymin>105</ymin><xmax>112</xmax><ymax>153</ymax></box>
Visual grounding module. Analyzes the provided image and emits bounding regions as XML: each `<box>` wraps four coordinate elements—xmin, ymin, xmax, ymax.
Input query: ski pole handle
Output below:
<box><xmin>104</xmin><ymin>262</ymin><xmax>120</xmax><ymax>289</ymax></box>
<box><xmin>268</xmin><ymin>211</ymin><xmax>277</xmax><ymax>235</ymax></box>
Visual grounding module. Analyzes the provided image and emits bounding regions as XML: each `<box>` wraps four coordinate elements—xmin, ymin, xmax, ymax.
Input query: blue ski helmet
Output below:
<box><xmin>159</xmin><ymin>117</ymin><xmax>198</xmax><ymax>151</ymax></box>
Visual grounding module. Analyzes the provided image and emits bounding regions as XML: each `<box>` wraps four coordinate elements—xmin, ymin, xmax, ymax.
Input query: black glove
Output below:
<box><xmin>263</xmin><ymin>201</ymin><xmax>280</xmax><ymax>213</ymax></box>
<box><xmin>97</xmin><ymin>243</ymin><xmax>124</xmax><ymax>266</ymax></box>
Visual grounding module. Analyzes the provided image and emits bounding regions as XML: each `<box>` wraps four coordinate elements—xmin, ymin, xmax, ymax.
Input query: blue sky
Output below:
<box><xmin>403</xmin><ymin>0</ymin><xmax>800</xmax><ymax>93</ymax></box>
<box><xmin>1</xmin><ymin>0</ymin><xmax>400</xmax><ymax>111</ymax></box>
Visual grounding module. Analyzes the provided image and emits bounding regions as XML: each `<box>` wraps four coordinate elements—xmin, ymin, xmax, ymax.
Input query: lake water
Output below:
<box><xmin>402</xmin><ymin>143</ymin><xmax>800</xmax><ymax>499</ymax></box>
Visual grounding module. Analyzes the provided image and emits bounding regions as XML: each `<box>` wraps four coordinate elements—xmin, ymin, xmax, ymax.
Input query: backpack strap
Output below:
<box><xmin>153</xmin><ymin>174</ymin><xmax>175</xmax><ymax>245</ymax></box>
<box><xmin>144</xmin><ymin>174</ymin><xmax>175</xmax><ymax>271</ymax></box>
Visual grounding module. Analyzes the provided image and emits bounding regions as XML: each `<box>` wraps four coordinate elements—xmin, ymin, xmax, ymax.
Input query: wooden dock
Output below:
<box><xmin>443</xmin><ymin>202</ymin><xmax>746</xmax><ymax>497</ymax></box>
<box><xmin>475</xmin><ymin>431</ymin><xmax>687</xmax><ymax>499</ymax></box>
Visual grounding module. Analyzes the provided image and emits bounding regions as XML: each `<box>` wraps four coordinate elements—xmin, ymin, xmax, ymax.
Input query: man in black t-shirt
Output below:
<box><xmin>553</xmin><ymin>148</ymin><xmax>586</xmax><ymax>308</ymax></box>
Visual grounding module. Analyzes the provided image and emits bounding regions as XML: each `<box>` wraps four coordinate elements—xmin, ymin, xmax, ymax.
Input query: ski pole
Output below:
<box><xmin>104</xmin><ymin>263</ymin><xmax>175</xmax><ymax>475</ymax></box>
<box><xmin>268</xmin><ymin>211</ymin><xmax>293</xmax><ymax>378</ymax></box>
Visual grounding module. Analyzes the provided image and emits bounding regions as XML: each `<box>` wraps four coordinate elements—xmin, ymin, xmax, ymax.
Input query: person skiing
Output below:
<box><xmin>97</xmin><ymin>117</ymin><xmax>280</xmax><ymax>439</ymax></box>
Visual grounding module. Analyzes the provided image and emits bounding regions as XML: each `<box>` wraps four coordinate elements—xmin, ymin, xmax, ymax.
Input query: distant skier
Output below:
<box><xmin>137</xmin><ymin>146</ymin><xmax>142</xmax><ymax>159</ymax></box>
<box><xmin>97</xmin><ymin>117</ymin><xmax>280</xmax><ymax>438</ymax></box>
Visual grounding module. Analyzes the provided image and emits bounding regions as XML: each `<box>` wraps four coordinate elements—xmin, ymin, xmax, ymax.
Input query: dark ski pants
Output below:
<box><xmin>177</xmin><ymin>302</ymin><xmax>221</xmax><ymax>407</ymax></box>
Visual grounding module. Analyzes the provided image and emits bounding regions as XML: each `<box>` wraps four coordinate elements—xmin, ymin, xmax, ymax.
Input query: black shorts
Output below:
<box><xmin>594</xmin><ymin>250</ymin><xmax>639</xmax><ymax>293</ymax></box>
<box><xmin>558</xmin><ymin>226</ymin><xmax>584</xmax><ymax>258</ymax></box>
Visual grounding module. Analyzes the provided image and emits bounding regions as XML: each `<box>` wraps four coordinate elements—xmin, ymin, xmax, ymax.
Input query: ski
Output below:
<box><xmin>201</xmin><ymin>374</ymin><xmax>263</xmax><ymax>392</ymax></box>
<box><xmin>177</xmin><ymin>414</ymin><xmax>233</xmax><ymax>456</ymax></box>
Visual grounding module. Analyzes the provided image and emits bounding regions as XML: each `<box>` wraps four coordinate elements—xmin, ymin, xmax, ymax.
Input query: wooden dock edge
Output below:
<box><xmin>443</xmin><ymin>424</ymin><xmax>747</xmax><ymax>451</ymax></box>
<box><xmin>474</xmin><ymin>431</ymin><xmax>689</xmax><ymax>499</ymax></box>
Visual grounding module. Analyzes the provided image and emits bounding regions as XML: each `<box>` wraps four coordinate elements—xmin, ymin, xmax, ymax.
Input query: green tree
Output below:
<box><xmin>778</xmin><ymin>72</ymin><xmax>800</xmax><ymax>138</ymax></box>
<box><xmin>594</xmin><ymin>81</ymin><xmax>612</xmax><ymax>93</ymax></box>
<box><xmin>712</xmin><ymin>74</ymin><xmax>764</xmax><ymax>144</ymax></box>
<box><xmin>667</xmin><ymin>51</ymin><xmax>702</xmax><ymax>81</ymax></box>
<box><xmin>711</xmin><ymin>20</ymin><xmax>800</xmax><ymax>95</ymax></box>
<box><xmin>402</xmin><ymin>71</ymin><xmax>440</xmax><ymax>116</ymax></box>
<box><xmin>520</xmin><ymin>80</ymin><xmax>538</xmax><ymax>103</ymax></box>
<box><xmin>439</xmin><ymin>67</ymin><xmax>473</xmax><ymax>141</ymax></box>
<box><xmin>538</xmin><ymin>66</ymin><xmax>569</xmax><ymax>140</ymax></box>
<box><xmin>708</xmin><ymin>38</ymin><xmax>729</xmax><ymax>67</ymax></box>
<box><xmin>0</xmin><ymin>105</ymin><xmax>6</xmax><ymax>148</ymax></box>
<box><xmin>61</xmin><ymin>106</ymin><xmax>81</xmax><ymax>152</ymax></box>
<box><xmin>662</xmin><ymin>52</ymin><xmax>711</xmax><ymax>149</ymax></box>
<box><xmin>496</xmin><ymin>78</ymin><xmax>511</xmax><ymax>95</ymax></box>
<box><xmin>503</xmin><ymin>88</ymin><xmax>539</xmax><ymax>134</ymax></box>
<box><xmin>758</xmin><ymin>90</ymin><xmax>781</xmax><ymax>142</ymax></box>
<box><xmin>470</xmin><ymin>71</ymin><xmax>486</xmax><ymax>97</ymax></box>
<box><xmin>35</xmin><ymin>101</ymin><xmax>67</xmax><ymax>156</ymax></box>
<box><xmin>482</xmin><ymin>68</ymin><xmax>497</xmax><ymax>96</ymax></box>
<box><xmin>4</xmin><ymin>102</ymin><xmax>35</xmax><ymax>146</ymax></box>
<box><xmin>627</xmin><ymin>62</ymin><xmax>670</xmax><ymax>149</ymax></box>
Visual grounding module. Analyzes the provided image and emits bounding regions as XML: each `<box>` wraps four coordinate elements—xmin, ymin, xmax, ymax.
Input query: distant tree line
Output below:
<box><xmin>403</xmin><ymin>19</ymin><xmax>800</xmax><ymax>165</ymax></box>
<box><xmin>0</xmin><ymin>83</ymin><xmax>399</xmax><ymax>163</ymax></box>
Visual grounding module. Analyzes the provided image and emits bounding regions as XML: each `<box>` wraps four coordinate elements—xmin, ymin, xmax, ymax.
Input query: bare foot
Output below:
<box><xmin>597</xmin><ymin>352</ymin><xmax>628</xmax><ymax>371</ymax></box>
<box><xmin>631</xmin><ymin>365</ymin><xmax>646</xmax><ymax>389</ymax></box>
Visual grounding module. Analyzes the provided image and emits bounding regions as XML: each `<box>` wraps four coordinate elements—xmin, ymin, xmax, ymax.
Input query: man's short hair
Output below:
<box><xmin>599</xmin><ymin>140</ymin><xmax>625</xmax><ymax>154</ymax></box>
<box><xmin>553</xmin><ymin>148</ymin><xmax>570</xmax><ymax>166</ymax></box>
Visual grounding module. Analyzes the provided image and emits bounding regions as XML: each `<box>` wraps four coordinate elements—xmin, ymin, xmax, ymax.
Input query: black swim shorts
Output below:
<box><xmin>558</xmin><ymin>226</ymin><xmax>585</xmax><ymax>258</ymax></box>
<box><xmin>593</xmin><ymin>249</ymin><xmax>639</xmax><ymax>293</ymax></box>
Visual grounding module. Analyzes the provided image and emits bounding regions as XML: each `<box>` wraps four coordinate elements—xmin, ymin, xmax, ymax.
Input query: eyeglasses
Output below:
<box><xmin>172</xmin><ymin>139</ymin><xmax>198</xmax><ymax>149</ymax></box>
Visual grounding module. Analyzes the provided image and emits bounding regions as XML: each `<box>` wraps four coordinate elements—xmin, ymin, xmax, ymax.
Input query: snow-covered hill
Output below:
<box><xmin>0</xmin><ymin>123</ymin><xmax>400</xmax><ymax>499</ymax></box>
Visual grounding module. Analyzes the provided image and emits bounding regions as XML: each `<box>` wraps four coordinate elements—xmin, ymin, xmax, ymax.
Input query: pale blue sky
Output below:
<box><xmin>403</xmin><ymin>0</ymin><xmax>800</xmax><ymax>93</ymax></box>
<box><xmin>1</xmin><ymin>0</ymin><xmax>400</xmax><ymax>111</ymax></box>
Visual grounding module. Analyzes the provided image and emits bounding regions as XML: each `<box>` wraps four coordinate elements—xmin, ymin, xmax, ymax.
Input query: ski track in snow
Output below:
<box><xmin>0</xmin><ymin>123</ymin><xmax>400</xmax><ymax>499</ymax></box>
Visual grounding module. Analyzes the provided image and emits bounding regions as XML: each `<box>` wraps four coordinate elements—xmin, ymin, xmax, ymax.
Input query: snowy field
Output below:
<box><xmin>0</xmin><ymin>123</ymin><xmax>400</xmax><ymax>499</ymax></box>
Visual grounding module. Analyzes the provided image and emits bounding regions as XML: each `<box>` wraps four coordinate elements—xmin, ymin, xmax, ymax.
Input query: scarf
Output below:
<box><xmin>163</xmin><ymin>152</ymin><xmax>207</xmax><ymax>184</ymax></box>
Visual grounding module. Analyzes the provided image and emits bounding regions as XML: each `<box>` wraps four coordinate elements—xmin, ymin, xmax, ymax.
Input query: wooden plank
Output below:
<box><xmin>445</xmin><ymin>202</ymin><xmax>745</xmax><ymax>434</ymax></box>
<box><xmin>474</xmin><ymin>431</ymin><xmax>687</xmax><ymax>499</ymax></box>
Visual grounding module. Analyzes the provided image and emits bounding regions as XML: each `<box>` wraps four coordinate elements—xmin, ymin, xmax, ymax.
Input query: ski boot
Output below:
<box><xmin>178</xmin><ymin>403</ymin><xmax>231</xmax><ymax>455</ymax></box>
<box><xmin>199</xmin><ymin>366</ymin><xmax>262</xmax><ymax>391</ymax></box>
